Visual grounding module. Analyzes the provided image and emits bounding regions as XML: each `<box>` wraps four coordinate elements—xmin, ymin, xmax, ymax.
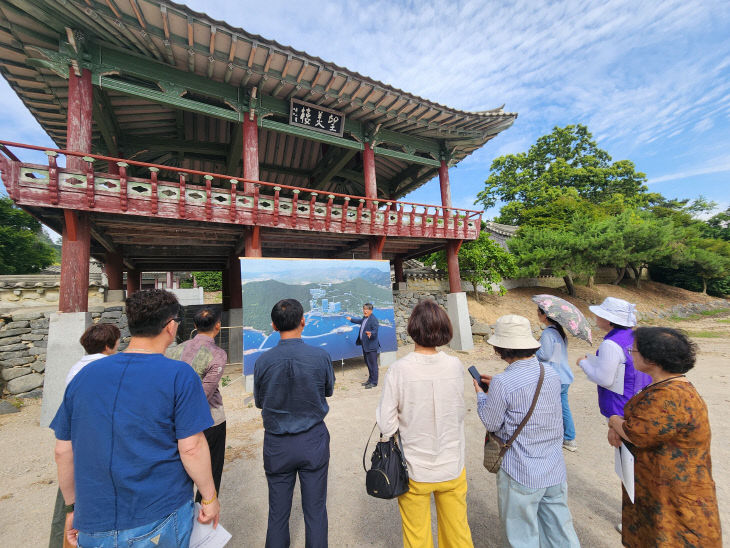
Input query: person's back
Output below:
<box><xmin>254</xmin><ymin>298</ymin><xmax>334</xmax><ymax>548</ymax></box>
<box><xmin>62</xmin><ymin>352</ymin><xmax>206</xmax><ymax>531</ymax></box>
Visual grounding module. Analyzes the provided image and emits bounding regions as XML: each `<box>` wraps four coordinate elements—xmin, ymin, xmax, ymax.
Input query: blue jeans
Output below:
<box><xmin>77</xmin><ymin>500</ymin><xmax>194</xmax><ymax>548</ymax></box>
<box><xmin>561</xmin><ymin>384</ymin><xmax>576</xmax><ymax>441</ymax></box>
<box><xmin>496</xmin><ymin>469</ymin><xmax>580</xmax><ymax>548</ymax></box>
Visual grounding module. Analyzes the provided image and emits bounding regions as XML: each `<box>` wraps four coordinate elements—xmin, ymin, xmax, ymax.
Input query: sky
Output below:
<box><xmin>1</xmin><ymin>0</ymin><xmax>728</xmax><ymax>226</ymax></box>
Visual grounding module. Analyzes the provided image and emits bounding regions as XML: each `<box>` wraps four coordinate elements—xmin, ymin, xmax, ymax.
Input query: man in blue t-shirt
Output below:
<box><xmin>50</xmin><ymin>289</ymin><xmax>221</xmax><ymax>547</ymax></box>
<box><xmin>254</xmin><ymin>298</ymin><xmax>335</xmax><ymax>548</ymax></box>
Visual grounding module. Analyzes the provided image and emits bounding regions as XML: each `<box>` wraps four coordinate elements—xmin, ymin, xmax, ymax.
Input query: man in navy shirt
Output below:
<box><xmin>51</xmin><ymin>289</ymin><xmax>220</xmax><ymax>547</ymax></box>
<box><xmin>254</xmin><ymin>298</ymin><xmax>335</xmax><ymax>548</ymax></box>
<box><xmin>347</xmin><ymin>303</ymin><xmax>380</xmax><ymax>388</ymax></box>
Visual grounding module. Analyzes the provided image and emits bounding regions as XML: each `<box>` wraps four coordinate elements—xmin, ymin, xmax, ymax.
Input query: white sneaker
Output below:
<box><xmin>615</xmin><ymin>523</ymin><xmax>622</xmax><ymax>534</ymax></box>
<box><xmin>563</xmin><ymin>440</ymin><xmax>578</xmax><ymax>452</ymax></box>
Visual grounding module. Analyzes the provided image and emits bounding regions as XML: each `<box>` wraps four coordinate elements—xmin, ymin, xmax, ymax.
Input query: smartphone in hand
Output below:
<box><xmin>468</xmin><ymin>366</ymin><xmax>489</xmax><ymax>392</ymax></box>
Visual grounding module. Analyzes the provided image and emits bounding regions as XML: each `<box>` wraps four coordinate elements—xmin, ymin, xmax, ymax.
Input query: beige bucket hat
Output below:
<box><xmin>588</xmin><ymin>297</ymin><xmax>637</xmax><ymax>327</ymax></box>
<box><xmin>487</xmin><ymin>314</ymin><xmax>541</xmax><ymax>349</ymax></box>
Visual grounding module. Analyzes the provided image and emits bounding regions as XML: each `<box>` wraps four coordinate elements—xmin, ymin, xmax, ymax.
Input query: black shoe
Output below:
<box><xmin>364</xmin><ymin>383</ymin><xmax>377</xmax><ymax>389</ymax></box>
<box><xmin>361</xmin><ymin>381</ymin><xmax>371</xmax><ymax>386</ymax></box>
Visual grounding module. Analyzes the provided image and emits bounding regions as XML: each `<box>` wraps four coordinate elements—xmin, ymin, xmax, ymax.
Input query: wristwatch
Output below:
<box><xmin>64</xmin><ymin>502</ymin><xmax>75</xmax><ymax>514</ymax></box>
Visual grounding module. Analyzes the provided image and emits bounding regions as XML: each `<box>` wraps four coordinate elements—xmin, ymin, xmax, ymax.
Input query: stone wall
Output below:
<box><xmin>0</xmin><ymin>305</ymin><xmax>130</xmax><ymax>399</ymax></box>
<box><xmin>392</xmin><ymin>290</ymin><xmax>449</xmax><ymax>344</ymax></box>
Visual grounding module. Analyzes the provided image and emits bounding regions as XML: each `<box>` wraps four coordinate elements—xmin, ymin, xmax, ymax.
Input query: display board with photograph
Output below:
<box><xmin>241</xmin><ymin>258</ymin><xmax>397</xmax><ymax>375</ymax></box>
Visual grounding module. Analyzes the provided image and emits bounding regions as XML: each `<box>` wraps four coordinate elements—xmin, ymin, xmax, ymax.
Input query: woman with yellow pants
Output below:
<box><xmin>376</xmin><ymin>300</ymin><xmax>474</xmax><ymax>548</ymax></box>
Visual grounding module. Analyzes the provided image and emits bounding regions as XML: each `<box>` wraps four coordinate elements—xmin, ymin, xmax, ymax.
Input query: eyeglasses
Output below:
<box><xmin>165</xmin><ymin>316</ymin><xmax>183</xmax><ymax>327</ymax></box>
<box><xmin>628</xmin><ymin>348</ymin><xmax>638</xmax><ymax>354</ymax></box>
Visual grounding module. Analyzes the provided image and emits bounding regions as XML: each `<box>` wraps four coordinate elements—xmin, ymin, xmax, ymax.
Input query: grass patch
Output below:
<box><xmin>687</xmin><ymin>330</ymin><xmax>724</xmax><ymax>338</ymax></box>
<box><xmin>669</xmin><ymin>308</ymin><xmax>730</xmax><ymax>322</ymax></box>
<box><xmin>718</xmin><ymin>319</ymin><xmax>730</xmax><ymax>324</ymax></box>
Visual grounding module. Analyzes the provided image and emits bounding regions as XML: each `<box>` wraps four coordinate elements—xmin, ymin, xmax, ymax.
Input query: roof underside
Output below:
<box><xmin>0</xmin><ymin>0</ymin><xmax>517</xmax><ymax>199</ymax></box>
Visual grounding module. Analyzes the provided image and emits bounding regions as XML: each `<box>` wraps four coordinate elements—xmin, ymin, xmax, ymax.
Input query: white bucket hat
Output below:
<box><xmin>487</xmin><ymin>314</ymin><xmax>541</xmax><ymax>349</ymax></box>
<box><xmin>588</xmin><ymin>297</ymin><xmax>637</xmax><ymax>327</ymax></box>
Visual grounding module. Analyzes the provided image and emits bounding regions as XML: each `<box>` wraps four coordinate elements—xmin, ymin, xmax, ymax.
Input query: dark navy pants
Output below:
<box><xmin>363</xmin><ymin>350</ymin><xmax>379</xmax><ymax>385</ymax></box>
<box><xmin>263</xmin><ymin>421</ymin><xmax>330</xmax><ymax>548</ymax></box>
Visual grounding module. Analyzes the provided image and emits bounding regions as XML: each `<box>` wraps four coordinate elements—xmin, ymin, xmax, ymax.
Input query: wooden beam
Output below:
<box><xmin>226</xmin><ymin>122</ymin><xmax>243</xmax><ymax>175</ymax></box>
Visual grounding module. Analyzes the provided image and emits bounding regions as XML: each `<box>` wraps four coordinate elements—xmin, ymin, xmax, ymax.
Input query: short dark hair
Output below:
<box><xmin>493</xmin><ymin>346</ymin><xmax>537</xmax><ymax>361</ymax></box>
<box><xmin>363</xmin><ymin>303</ymin><xmax>374</xmax><ymax>311</ymax></box>
<box><xmin>407</xmin><ymin>300</ymin><xmax>452</xmax><ymax>347</ymax></box>
<box><xmin>635</xmin><ymin>327</ymin><xmax>696</xmax><ymax>374</ymax></box>
<box><xmin>271</xmin><ymin>299</ymin><xmax>304</xmax><ymax>332</ymax></box>
<box><xmin>80</xmin><ymin>323</ymin><xmax>120</xmax><ymax>354</ymax></box>
<box><xmin>194</xmin><ymin>307</ymin><xmax>221</xmax><ymax>332</ymax></box>
<box><xmin>126</xmin><ymin>289</ymin><xmax>180</xmax><ymax>337</ymax></box>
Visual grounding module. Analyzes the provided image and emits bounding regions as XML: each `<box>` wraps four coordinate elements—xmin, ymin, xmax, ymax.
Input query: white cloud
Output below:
<box><xmin>648</xmin><ymin>156</ymin><xmax>730</xmax><ymax>184</ymax></box>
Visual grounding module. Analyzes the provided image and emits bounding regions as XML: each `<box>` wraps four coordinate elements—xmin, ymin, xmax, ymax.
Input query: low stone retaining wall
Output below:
<box><xmin>0</xmin><ymin>306</ymin><xmax>130</xmax><ymax>399</ymax></box>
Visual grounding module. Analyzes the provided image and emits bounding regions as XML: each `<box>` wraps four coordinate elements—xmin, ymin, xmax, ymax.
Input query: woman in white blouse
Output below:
<box><xmin>376</xmin><ymin>300</ymin><xmax>473</xmax><ymax>548</ymax></box>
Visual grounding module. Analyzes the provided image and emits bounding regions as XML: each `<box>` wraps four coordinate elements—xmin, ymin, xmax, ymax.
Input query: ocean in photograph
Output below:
<box><xmin>241</xmin><ymin>258</ymin><xmax>397</xmax><ymax>375</ymax></box>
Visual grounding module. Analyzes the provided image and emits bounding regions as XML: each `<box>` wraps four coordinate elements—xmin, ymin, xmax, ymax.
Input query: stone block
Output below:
<box><xmin>31</xmin><ymin>360</ymin><xmax>45</xmax><ymax>373</ymax></box>
<box><xmin>101</xmin><ymin>310</ymin><xmax>123</xmax><ymax>320</ymax></box>
<box><xmin>0</xmin><ymin>400</ymin><xmax>20</xmax><ymax>415</ymax></box>
<box><xmin>0</xmin><ymin>343</ymin><xmax>28</xmax><ymax>352</ymax></box>
<box><xmin>0</xmin><ymin>327</ymin><xmax>32</xmax><ymax>338</ymax></box>
<box><xmin>8</xmin><ymin>310</ymin><xmax>44</xmax><ymax>321</ymax></box>
<box><xmin>32</xmin><ymin>340</ymin><xmax>47</xmax><ymax>349</ymax></box>
<box><xmin>7</xmin><ymin>372</ymin><xmax>44</xmax><ymax>394</ymax></box>
<box><xmin>471</xmin><ymin>322</ymin><xmax>492</xmax><ymax>336</ymax></box>
<box><xmin>105</xmin><ymin>306</ymin><xmax>123</xmax><ymax>312</ymax></box>
<box><xmin>18</xmin><ymin>387</ymin><xmax>43</xmax><ymax>399</ymax></box>
<box><xmin>0</xmin><ymin>335</ymin><xmax>22</xmax><ymax>345</ymax></box>
<box><xmin>30</xmin><ymin>319</ymin><xmax>49</xmax><ymax>329</ymax></box>
<box><xmin>40</xmin><ymin>312</ymin><xmax>91</xmax><ymax>427</ymax></box>
<box><xmin>1</xmin><ymin>356</ymin><xmax>34</xmax><ymax>368</ymax></box>
<box><xmin>2</xmin><ymin>367</ymin><xmax>32</xmax><ymax>381</ymax></box>
<box><xmin>447</xmin><ymin>292</ymin><xmax>474</xmax><ymax>352</ymax></box>
<box><xmin>24</xmin><ymin>333</ymin><xmax>45</xmax><ymax>341</ymax></box>
<box><xmin>0</xmin><ymin>350</ymin><xmax>30</xmax><ymax>360</ymax></box>
<box><xmin>3</xmin><ymin>320</ymin><xmax>30</xmax><ymax>329</ymax></box>
<box><xmin>28</xmin><ymin>346</ymin><xmax>47</xmax><ymax>355</ymax></box>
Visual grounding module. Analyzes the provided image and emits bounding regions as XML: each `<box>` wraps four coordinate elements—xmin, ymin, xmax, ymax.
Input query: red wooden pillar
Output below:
<box><xmin>245</xmin><ymin>226</ymin><xmax>262</xmax><ymax>257</ymax></box>
<box><xmin>446</xmin><ymin>240</ymin><xmax>462</xmax><ymax>293</ymax></box>
<box><xmin>67</xmin><ymin>68</ymin><xmax>93</xmax><ymax>172</ymax></box>
<box><xmin>394</xmin><ymin>255</ymin><xmax>404</xmax><ymax>284</ymax></box>
<box><xmin>59</xmin><ymin>210</ymin><xmax>90</xmax><ymax>312</ymax></box>
<box><xmin>243</xmin><ymin>114</ymin><xmax>259</xmax><ymax>193</ymax></box>
<box><xmin>369</xmin><ymin>235</ymin><xmax>386</xmax><ymax>260</ymax></box>
<box><xmin>126</xmin><ymin>269</ymin><xmax>141</xmax><ymax>295</ymax></box>
<box><xmin>228</xmin><ymin>254</ymin><xmax>242</xmax><ymax>309</ymax></box>
<box><xmin>363</xmin><ymin>142</ymin><xmax>377</xmax><ymax>205</ymax></box>
<box><xmin>105</xmin><ymin>252</ymin><xmax>123</xmax><ymax>290</ymax></box>
<box><xmin>166</xmin><ymin>271</ymin><xmax>173</xmax><ymax>289</ymax></box>
<box><xmin>438</xmin><ymin>160</ymin><xmax>452</xmax><ymax>209</ymax></box>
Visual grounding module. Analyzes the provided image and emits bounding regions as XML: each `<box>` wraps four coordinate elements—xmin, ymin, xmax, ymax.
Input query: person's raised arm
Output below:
<box><xmin>178</xmin><ymin>432</ymin><xmax>220</xmax><ymax>527</ymax></box>
<box><xmin>578</xmin><ymin>340</ymin><xmax>623</xmax><ymax>387</ymax></box>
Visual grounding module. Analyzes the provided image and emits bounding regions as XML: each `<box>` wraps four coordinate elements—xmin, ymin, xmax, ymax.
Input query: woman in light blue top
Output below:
<box><xmin>536</xmin><ymin>306</ymin><xmax>577</xmax><ymax>451</ymax></box>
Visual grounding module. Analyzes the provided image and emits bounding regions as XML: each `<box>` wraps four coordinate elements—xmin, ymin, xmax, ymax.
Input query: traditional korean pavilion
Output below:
<box><xmin>0</xmin><ymin>0</ymin><xmax>516</xmax><ymax>413</ymax></box>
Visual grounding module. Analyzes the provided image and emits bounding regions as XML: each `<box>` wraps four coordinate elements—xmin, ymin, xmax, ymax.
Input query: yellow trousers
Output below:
<box><xmin>397</xmin><ymin>468</ymin><xmax>474</xmax><ymax>548</ymax></box>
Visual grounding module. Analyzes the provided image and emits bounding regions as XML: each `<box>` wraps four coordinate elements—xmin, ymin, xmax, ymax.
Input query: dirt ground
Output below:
<box><xmin>1</xmin><ymin>285</ymin><xmax>728</xmax><ymax>547</ymax></box>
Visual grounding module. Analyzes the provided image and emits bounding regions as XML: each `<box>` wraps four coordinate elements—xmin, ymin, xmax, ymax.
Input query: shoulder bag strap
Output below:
<box><xmin>362</xmin><ymin>422</ymin><xmax>378</xmax><ymax>472</ymax></box>
<box><xmin>502</xmin><ymin>363</ymin><xmax>545</xmax><ymax>452</ymax></box>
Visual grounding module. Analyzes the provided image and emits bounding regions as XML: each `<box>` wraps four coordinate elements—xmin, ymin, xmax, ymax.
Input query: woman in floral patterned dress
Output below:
<box><xmin>607</xmin><ymin>327</ymin><xmax>721</xmax><ymax>547</ymax></box>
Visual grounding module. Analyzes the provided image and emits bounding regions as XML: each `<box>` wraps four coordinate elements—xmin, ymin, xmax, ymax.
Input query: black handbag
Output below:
<box><xmin>362</xmin><ymin>423</ymin><xmax>410</xmax><ymax>499</ymax></box>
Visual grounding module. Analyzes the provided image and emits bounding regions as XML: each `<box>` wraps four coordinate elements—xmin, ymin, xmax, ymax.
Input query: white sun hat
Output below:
<box><xmin>487</xmin><ymin>314</ymin><xmax>541</xmax><ymax>349</ymax></box>
<box><xmin>588</xmin><ymin>297</ymin><xmax>637</xmax><ymax>327</ymax></box>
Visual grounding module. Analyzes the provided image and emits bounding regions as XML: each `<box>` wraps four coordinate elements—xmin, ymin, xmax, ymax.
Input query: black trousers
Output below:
<box><xmin>195</xmin><ymin>420</ymin><xmax>227</xmax><ymax>503</ymax></box>
<box><xmin>263</xmin><ymin>421</ymin><xmax>329</xmax><ymax>548</ymax></box>
<box><xmin>363</xmin><ymin>350</ymin><xmax>379</xmax><ymax>385</ymax></box>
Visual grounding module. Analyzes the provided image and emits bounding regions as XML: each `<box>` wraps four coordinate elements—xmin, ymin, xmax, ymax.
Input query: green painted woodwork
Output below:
<box><xmin>261</xmin><ymin>118</ymin><xmax>364</xmax><ymax>151</ymax></box>
<box><xmin>373</xmin><ymin>146</ymin><xmax>440</xmax><ymax>167</ymax></box>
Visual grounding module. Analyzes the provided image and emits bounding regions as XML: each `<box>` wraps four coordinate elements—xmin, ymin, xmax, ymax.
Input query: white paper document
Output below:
<box><xmin>614</xmin><ymin>443</ymin><xmax>635</xmax><ymax>503</ymax></box>
<box><xmin>190</xmin><ymin>503</ymin><xmax>232</xmax><ymax>548</ymax></box>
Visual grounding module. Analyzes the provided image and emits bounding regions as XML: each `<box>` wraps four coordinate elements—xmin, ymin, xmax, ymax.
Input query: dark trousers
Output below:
<box><xmin>363</xmin><ymin>350</ymin><xmax>379</xmax><ymax>385</ymax></box>
<box><xmin>195</xmin><ymin>420</ymin><xmax>227</xmax><ymax>503</ymax></box>
<box><xmin>48</xmin><ymin>487</ymin><xmax>65</xmax><ymax>548</ymax></box>
<box><xmin>263</xmin><ymin>421</ymin><xmax>330</xmax><ymax>548</ymax></box>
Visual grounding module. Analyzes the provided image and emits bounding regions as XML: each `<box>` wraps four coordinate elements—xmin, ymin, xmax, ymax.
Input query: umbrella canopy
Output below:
<box><xmin>532</xmin><ymin>294</ymin><xmax>592</xmax><ymax>345</ymax></box>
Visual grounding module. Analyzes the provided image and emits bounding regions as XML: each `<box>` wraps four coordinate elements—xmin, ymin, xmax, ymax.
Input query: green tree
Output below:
<box><xmin>475</xmin><ymin>124</ymin><xmax>650</xmax><ymax>226</ymax></box>
<box><xmin>191</xmin><ymin>271</ymin><xmax>222</xmax><ymax>292</ymax></box>
<box><xmin>424</xmin><ymin>233</ymin><xmax>517</xmax><ymax>301</ymax></box>
<box><xmin>703</xmin><ymin>206</ymin><xmax>730</xmax><ymax>241</ymax></box>
<box><xmin>0</xmin><ymin>197</ymin><xmax>56</xmax><ymax>274</ymax></box>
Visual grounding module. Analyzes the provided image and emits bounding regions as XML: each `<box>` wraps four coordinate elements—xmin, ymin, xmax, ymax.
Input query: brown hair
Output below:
<box><xmin>407</xmin><ymin>300</ymin><xmax>453</xmax><ymax>347</ymax></box>
<box><xmin>79</xmin><ymin>323</ymin><xmax>121</xmax><ymax>354</ymax></box>
<box><xmin>493</xmin><ymin>346</ymin><xmax>536</xmax><ymax>361</ymax></box>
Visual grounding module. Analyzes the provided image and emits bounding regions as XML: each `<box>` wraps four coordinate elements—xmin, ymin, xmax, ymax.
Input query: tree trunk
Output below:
<box><xmin>613</xmin><ymin>267</ymin><xmax>626</xmax><ymax>285</ymax></box>
<box><xmin>630</xmin><ymin>265</ymin><xmax>642</xmax><ymax>288</ymax></box>
<box><xmin>702</xmin><ymin>277</ymin><xmax>707</xmax><ymax>295</ymax></box>
<box><xmin>563</xmin><ymin>275</ymin><xmax>575</xmax><ymax>296</ymax></box>
<box><xmin>587</xmin><ymin>275</ymin><xmax>595</xmax><ymax>288</ymax></box>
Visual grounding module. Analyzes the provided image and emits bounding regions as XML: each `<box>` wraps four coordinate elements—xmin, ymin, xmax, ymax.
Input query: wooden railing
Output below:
<box><xmin>0</xmin><ymin>141</ymin><xmax>482</xmax><ymax>240</ymax></box>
